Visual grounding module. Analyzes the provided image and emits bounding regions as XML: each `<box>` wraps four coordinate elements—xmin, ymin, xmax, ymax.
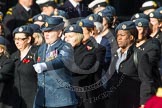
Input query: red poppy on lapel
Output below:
<box><xmin>22</xmin><ymin>58</ymin><xmax>30</xmax><ymax>64</ymax></box>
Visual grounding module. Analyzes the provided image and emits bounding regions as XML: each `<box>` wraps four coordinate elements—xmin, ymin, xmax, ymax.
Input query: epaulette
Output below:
<box><xmin>6</xmin><ymin>8</ymin><xmax>13</xmax><ymax>15</ymax></box>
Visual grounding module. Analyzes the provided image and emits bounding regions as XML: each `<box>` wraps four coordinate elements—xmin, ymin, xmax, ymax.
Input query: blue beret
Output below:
<box><xmin>64</xmin><ymin>24</ymin><xmax>83</xmax><ymax>34</ymax></box>
<box><xmin>52</xmin><ymin>10</ymin><xmax>69</xmax><ymax>19</ymax></box>
<box><xmin>135</xmin><ymin>18</ymin><xmax>149</xmax><ymax>27</ymax></box>
<box><xmin>0</xmin><ymin>36</ymin><xmax>10</xmax><ymax>46</ymax></box>
<box><xmin>86</xmin><ymin>14</ymin><xmax>103</xmax><ymax>23</ymax></box>
<box><xmin>131</xmin><ymin>13</ymin><xmax>149</xmax><ymax>21</ymax></box>
<box><xmin>156</xmin><ymin>7</ymin><xmax>162</xmax><ymax>12</ymax></box>
<box><xmin>149</xmin><ymin>11</ymin><xmax>162</xmax><ymax>19</ymax></box>
<box><xmin>77</xmin><ymin>19</ymin><xmax>95</xmax><ymax>28</ymax></box>
<box><xmin>105</xmin><ymin>5</ymin><xmax>116</xmax><ymax>16</ymax></box>
<box><xmin>28</xmin><ymin>24</ymin><xmax>42</xmax><ymax>33</ymax></box>
<box><xmin>115</xmin><ymin>21</ymin><xmax>136</xmax><ymax>32</ymax></box>
<box><xmin>32</xmin><ymin>14</ymin><xmax>47</xmax><ymax>22</ymax></box>
<box><xmin>98</xmin><ymin>8</ymin><xmax>113</xmax><ymax>23</ymax></box>
<box><xmin>41</xmin><ymin>16</ymin><xmax>64</xmax><ymax>31</ymax></box>
<box><xmin>13</xmin><ymin>25</ymin><xmax>34</xmax><ymax>36</ymax></box>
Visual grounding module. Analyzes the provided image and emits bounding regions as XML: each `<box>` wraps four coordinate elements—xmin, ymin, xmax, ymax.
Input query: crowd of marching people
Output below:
<box><xmin>0</xmin><ymin>0</ymin><xmax>162</xmax><ymax>108</ymax></box>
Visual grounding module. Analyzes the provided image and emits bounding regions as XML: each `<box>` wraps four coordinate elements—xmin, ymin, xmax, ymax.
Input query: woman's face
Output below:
<box><xmin>14</xmin><ymin>33</ymin><xmax>31</xmax><ymax>51</ymax></box>
<box><xmin>33</xmin><ymin>33</ymin><xmax>43</xmax><ymax>46</ymax></box>
<box><xmin>82</xmin><ymin>27</ymin><xmax>91</xmax><ymax>43</ymax></box>
<box><xmin>150</xmin><ymin>18</ymin><xmax>159</xmax><ymax>30</ymax></box>
<box><xmin>102</xmin><ymin>17</ymin><xmax>108</xmax><ymax>31</ymax></box>
<box><xmin>136</xmin><ymin>26</ymin><xmax>144</xmax><ymax>40</ymax></box>
<box><xmin>117</xmin><ymin>30</ymin><xmax>134</xmax><ymax>51</ymax></box>
<box><xmin>64</xmin><ymin>32</ymin><xmax>80</xmax><ymax>47</ymax></box>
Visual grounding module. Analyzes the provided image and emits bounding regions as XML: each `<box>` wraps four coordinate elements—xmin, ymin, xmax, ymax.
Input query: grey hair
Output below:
<box><xmin>94</xmin><ymin>22</ymin><xmax>103</xmax><ymax>34</ymax></box>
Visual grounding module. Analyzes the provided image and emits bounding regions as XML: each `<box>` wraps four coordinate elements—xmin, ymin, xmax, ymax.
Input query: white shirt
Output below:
<box><xmin>22</xmin><ymin>4</ymin><xmax>31</xmax><ymax>11</ymax></box>
<box><xmin>69</xmin><ymin>0</ymin><xmax>79</xmax><ymax>7</ymax></box>
<box><xmin>115</xmin><ymin>48</ymin><xmax>128</xmax><ymax>73</ymax></box>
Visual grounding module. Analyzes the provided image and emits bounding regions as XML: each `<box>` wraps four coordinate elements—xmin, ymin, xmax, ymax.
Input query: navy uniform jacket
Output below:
<box><xmin>59</xmin><ymin>0</ymin><xmax>92</xmax><ymax>19</ymax></box>
<box><xmin>100</xmin><ymin>36</ymin><xmax>112</xmax><ymax>71</ymax></box>
<box><xmin>3</xmin><ymin>3</ymin><xmax>40</xmax><ymax>53</ymax></box>
<box><xmin>35</xmin><ymin>39</ymin><xmax>78</xmax><ymax>107</ymax></box>
<box><xmin>107</xmin><ymin>44</ymin><xmax>158</xmax><ymax>108</ymax></box>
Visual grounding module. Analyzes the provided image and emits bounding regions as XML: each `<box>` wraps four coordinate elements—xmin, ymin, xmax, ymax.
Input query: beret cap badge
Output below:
<box><xmin>38</xmin><ymin>16</ymin><xmax>43</xmax><ymax>20</ymax></box>
<box><xmin>135</xmin><ymin>14</ymin><xmax>140</xmax><ymax>18</ymax></box>
<box><xmin>89</xmin><ymin>16</ymin><xmax>93</xmax><ymax>21</ymax></box>
<box><xmin>18</xmin><ymin>27</ymin><xmax>23</xmax><ymax>32</ymax></box>
<box><xmin>69</xmin><ymin>26</ymin><xmax>74</xmax><ymax>31</ymax></box>
<box><xmin>45</xmin><ymin>22</ymin><xmax>48</xmax><ymax>27</ymax></box>
<box><xmin>122</xmin><ymin>24</ymin><xmax>127</xmax><ymax>29</ymax></box>
<box><xmin>160</xmin><ymin>10</ymin><xmax>162</xmax><ymax>14</ymax></box>
<box><xmin>138</xmin><ymin>22</ymin><xmax>142</xmax><ymax>26</ymax></box>
<box><xmin>149</xmin><ymin>13</ymin><xmax>154</xmax><ymax>17</ymax></box>
<box><xmin>79</xmin><ymin>21</ymin><xmax>83</xmax><ymax>26</ymax></box>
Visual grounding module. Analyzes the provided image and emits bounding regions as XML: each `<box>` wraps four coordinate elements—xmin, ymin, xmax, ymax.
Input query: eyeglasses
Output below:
<box><xmin>13</xmin><ymin>37</ymin><xmax>28</xmax><ymax>41</ymax></box>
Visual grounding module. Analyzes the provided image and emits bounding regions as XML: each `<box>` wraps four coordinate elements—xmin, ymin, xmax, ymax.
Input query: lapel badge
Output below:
<box><xmin>122</xmin><ymin>24</ymin><xmax>126</xmax><ymax>29</ymax></box>
<box><xmin>18</xmin><ymin>27</ymin><xmax>23</xmax><ymax>32</ymax></box>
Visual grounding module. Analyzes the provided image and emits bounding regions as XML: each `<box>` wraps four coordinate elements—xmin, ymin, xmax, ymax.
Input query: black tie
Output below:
<box><xmin>76</xmin><ymin>4</ymin><xmax>82</xmax><ymax>17</ymax></box>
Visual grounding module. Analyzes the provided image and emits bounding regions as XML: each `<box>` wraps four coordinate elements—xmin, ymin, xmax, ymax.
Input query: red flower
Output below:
<box><xmin>22</xmin><ymin>58</ymin><xmax>30</xmax><ymax>64</ymax></box>
<box><xmin>37</xmin><ymin>57</ymin><xmax>41</xmax><ymax>62</ymax></box>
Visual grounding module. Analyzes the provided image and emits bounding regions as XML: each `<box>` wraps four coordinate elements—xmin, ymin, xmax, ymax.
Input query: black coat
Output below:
<box><xmin>0</xmin><ymin>55</ymin><xmax>14</xmax><ymax>108</ymax></box>
<box><xmin>136</xmin><ymin>38</ymin><xmax>162</xmax><ymax>87</ymax></box>
<box><xmin>106</xmin><ymin>44</ymin><xmax>158</xmax><ymax>108</ymax></box>
<box><xmin>11</xmin><ymin>46</ymin><xmax>38</xmax><ymax>108</ymax></box>
<box><xmin>76</xmin><ymin>38</ymin><xmax>106</xmax><ymax>108</ymax></box>
<box><xmin>3</xmin><ymin>3</ymin><xmax>40</xmax><ymax>53</ymax></box>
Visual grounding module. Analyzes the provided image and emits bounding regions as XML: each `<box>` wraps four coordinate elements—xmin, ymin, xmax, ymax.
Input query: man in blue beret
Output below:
<box><xmin>33</xmin><ymin>16</ymin><xmax>78</xmax><ymax>108</ymax></box>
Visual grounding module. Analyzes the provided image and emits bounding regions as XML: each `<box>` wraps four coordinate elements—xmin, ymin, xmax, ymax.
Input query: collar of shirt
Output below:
<box><xmin>115</xmin><ymin>48</ymin><xmax>128</xmax><ymax>72</ymax></box>
<box><xmin>69</xmin><ymin>0</ymin><xmax>80</xmax><ymax>7</ymax></box>
<box><xmin>116</xmin><ymin>48</ymin><xmax>128</xmax><ymax>58</ymax></box>
<box><xmin>22</xmin><ymin>4</ymin><xmax>31</xmax><ymax>11</ymax></box>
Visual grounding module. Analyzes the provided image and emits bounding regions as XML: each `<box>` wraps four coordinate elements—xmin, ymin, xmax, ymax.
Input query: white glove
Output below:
<box><xmin>33</xmin><ymin>63</ymin><xmax>47</xmax><ymax>73</ymax></box>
